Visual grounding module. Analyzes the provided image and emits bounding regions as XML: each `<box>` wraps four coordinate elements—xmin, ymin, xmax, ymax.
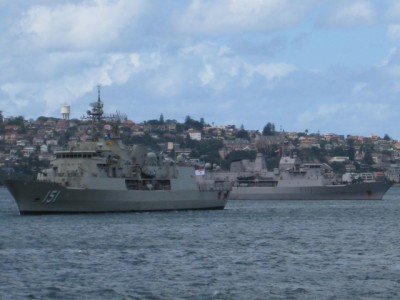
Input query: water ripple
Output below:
<box><xmin>1</xmin><ymin>187</ymin><xmax>400</xmax><ymax>299</ymax></box>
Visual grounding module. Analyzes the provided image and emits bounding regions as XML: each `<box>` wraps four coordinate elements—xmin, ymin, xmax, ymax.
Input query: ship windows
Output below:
<box><xmin>304</xmin><ymin>164</ymin><xmax>321</xmax><ymax>169</ymax></box>
<box><xmin>56</xmin><ymin>152</ymin><xmax>95</xmax><ymax>159</ymax></box>
<box><xmin>125</xmin><ymin>179</ymin><xmax>171</xmax><ymax>190</ymax></box>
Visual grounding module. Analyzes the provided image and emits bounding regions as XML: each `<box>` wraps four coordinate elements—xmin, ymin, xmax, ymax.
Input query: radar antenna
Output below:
<box><xmin>82</xmin><ymin>85</ymin><xmax>105</xmax><ymax>140</ymax></box>
<box><xmin>87</xmin><ymin>85</ymin><xmax>104</xmax><ymax>121</ymax></box>
<box><xmin>81</xmin><ymin>86</ymin><xmax>128</xmax><ymax>140</ymax></box>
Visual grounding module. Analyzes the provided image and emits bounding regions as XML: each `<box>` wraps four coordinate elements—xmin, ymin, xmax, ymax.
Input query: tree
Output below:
<box><xmin>236</xmin><ymin>124</ymin><xmax>249</xmax><ymax>140</ymax></box>
<box><xmin>383</xmin><ymin>134</ymin><xmax>391</xmax><ymax>141</ymax></box>
<box><xmin>346</xmin><ymin>138</ymin><xmax>355</xmax><ymax>161</ymax></box>
<box><xmin>330</xmin><ymin>162</ymin><xmax>346</xmax><ymax>174</ymax></box>
<box><xmin>37</xmin><ymin>116</ymin><xmax>49</xmax><ymax>123</ymax></box>
<box><xmin>189</xmin><ymin>139</ymin><xmax>224</xmax><ymax>165</ymax></box>
<box><xmin>147</xmin><ymin>119</ymin><xmax>161</xmax><ymax>126</ymax></box>
<box><xmin>184</xmin><ymin>115</ymin><xmax>203</xmax><ymax>130</ymax></box>
<box><xmin>262</xmin><ymin>122</ymin><xmax>275</xmax><ymax>136</ymax></box>
<box><xmin>362</xmin><ymin>149</ymin><xmax>375</xmax><ymax>166</ymax></box>
<box><xmin>360</xmin><ymin>141</ymin><xmax>375</xmax><ymax>166</ymax></box>
<box><xmin>222</xmin><ymin>150</ymin><xmax>257</xmax><ymax>169</ymax></box>
<box><xmin>7</xmin><ymin>116</ymin><xmax>25</xmax><ymax>126</ymax></box>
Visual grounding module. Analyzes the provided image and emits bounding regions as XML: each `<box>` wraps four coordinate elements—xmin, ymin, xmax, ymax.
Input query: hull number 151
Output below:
<box><xmin>42</xmin><ymin>190</ymin><xmax>61</xmax><ymax>203</ymax></box>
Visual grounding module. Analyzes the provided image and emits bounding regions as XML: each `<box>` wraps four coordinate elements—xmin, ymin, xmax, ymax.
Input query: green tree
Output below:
<box><xmin>360</xmin><ymin>141</ymin><xmax>375</xmax><ymax>166</ymax></box>
<box><xmin>188</xmin><ymin>139</ymin><xmax>224</xmax><ymax>164</ymax></box>
<box><xmin>36</xmin><ymin>116</ymin><xmax>49</xmax><ymax>123</ymax></box>
<box><xmin>236</xmin><ymin>124</ymin><xmax>250</xmax><ymax>140</ymax></box>
<box><xmin>262</xmin><ymin>122</ymin><xmax>275</xmax><ymax>136</ymax></box>
<box><xmin>330</xmin><ymin>162</ymin><xmax>346</xmax><ymax>174</ymax></box>
<box><xmin>362</xmin><ymin>149</ymin><xmax>374</xmax><ymax>165</ymax></box>
<box><xmin>332</xmin><ymin>146</ymin><xmax>346</xmax><ymax>156</ymax></box>
<box><xmin>346</xmin><ymin>138</ymin><xmax>355</xmax><ymax>161</ymax></box>
<box><xmin>7</xmin><ymin>116</ymin><xmax>25</xmax><ymax>126</ymax></box>
<box><xmin>184</xmin><ymin>116</ymin><xmax>203</xmax><ymax>131</ymax></box>
<box><xmin>222</xmin><ymin>150</ymin><xmax>257</xmax><ymax>169</ymax></box>
<box><xmin>147</xmin><ymin>119</ymin><xmax>161</xmax><ymax>126</ymax></box>
<box><xmin>383</xmin><ymin>134</ymin><xmax>391</xmax><ymax>141</ymax></box>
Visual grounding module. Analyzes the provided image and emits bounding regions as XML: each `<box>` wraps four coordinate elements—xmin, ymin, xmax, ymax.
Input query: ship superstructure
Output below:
<box><xmin>5</xmin><ymin>88</ymin><xmax>230</xmax><ymax>214</ymax></box>
<box><xmin>207</xmin><ymin>153</ymin><xmax>392</xmax><ymax>200</ymax></box>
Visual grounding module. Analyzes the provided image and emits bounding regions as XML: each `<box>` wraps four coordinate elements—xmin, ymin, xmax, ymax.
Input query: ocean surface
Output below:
<box><xmin>1</xmin><ymin>187</ymin><xmax>400</xmax><ymax>300</ymax></box>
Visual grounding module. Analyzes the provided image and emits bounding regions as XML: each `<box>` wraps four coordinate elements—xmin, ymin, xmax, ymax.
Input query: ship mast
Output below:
<box><xmin>82</xmin><ymin>85</ymin><xmax>127</xmax><ymax>141</ymax></box>
<box><xmin>85</xmin><ymin>85</ymin><xmax>104</xmax><ymax>141</ymax></box>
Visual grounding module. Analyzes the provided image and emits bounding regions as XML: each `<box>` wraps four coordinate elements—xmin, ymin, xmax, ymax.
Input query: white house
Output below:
<box><xmin>329</xmin><ymin>156</ymin><xmax>349</xmax><ymax>163</ymax></box>
<box><xmin>188</xmin><ymin>129</ymin><xmax>202</xmax><ymax>141</ymax></box>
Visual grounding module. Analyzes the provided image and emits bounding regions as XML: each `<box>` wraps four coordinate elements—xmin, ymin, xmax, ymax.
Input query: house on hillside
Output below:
<box><xmin>187</xmin><ymin>129</ymin><xmax>201</xmax><ymax>141</ymax></box>
<box><xmin>329</xmin><ymin>156</ymin><xmax>349</xmax><ymax>163</ymax></box>
<box><xmin>224</xmin><ymin>139</ymin><xmax>254</xmax><ymax>151</ymax></box>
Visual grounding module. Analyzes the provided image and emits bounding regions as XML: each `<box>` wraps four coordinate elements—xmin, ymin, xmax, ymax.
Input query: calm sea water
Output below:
<box><xmin>1</xmin><ymin>187</ymin><xmax>400</xmax><ymax>300</ymax></box>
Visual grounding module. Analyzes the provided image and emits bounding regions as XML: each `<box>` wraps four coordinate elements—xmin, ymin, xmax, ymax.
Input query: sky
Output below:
<box><xmin>1</xmin><ymin>0</ymin><xmax>400</xmax><ymax>139</ymax></box>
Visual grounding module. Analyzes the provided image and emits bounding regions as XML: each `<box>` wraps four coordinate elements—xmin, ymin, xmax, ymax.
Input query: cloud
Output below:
<box><xmin>387</xmin><ymin>24</ymin><xmax>400</xmax><ymax>40</ymax></box>
<box><xmin>1</xmin><ymin>1</ymin><xmax>400</xmax><ymax>139</ymax></box>
<box><xmin>296</xmin><ymin>100</ymin><xmax>392</xmax><ymax>136</ymax></box>
<box><xmin>376</xmin><ymin>48</ymin><xmax>400</xmax><ymax>86</ymax></box>
<box><xmin>387</xmin><ymin>0</ymin><xmax>400</xmax><ymax>20</ymax></box>
<box><xmin>199</xmin><ymin>64</ymin><xmax>216</xmax><ymax>86</ymax></box>
<box><xmin>352</xmin><ymin>82</ymin><xmax>369</xmax><ymax>94</ymax></box>
<box><xmin>319</xmin><ymin>1</ymin><xmax>376</xmax><ymax>27</ymax></box>
<box><xmin>378</xmin><ymin>47</ymin><xmax>399</xmax><ymax>67</ymax></box>
<box><xmin>18</xmin><ymin>0</ymin><xmax>146</xmax><ymax>51</ymax></box>
<box><xmin>177</xmin><ymin>0</ymin><xmax>316</xmax><ymax>35</ymax></box>
<box><xmin>0</xmin><ymin>32</ymin><xmax>321</xmax><ymax>129</ymax></box>
<box><xmin>252</xmin><ymin>63</ymin><xmax>296</xmax><ymax>81</ymax></box>
<box><xmin>0</xmin><ymin>50</ymin><xmax>143</xmax><ymax>116</ymax></box>
<box><xmin>298</xmin><ymin>103</ymin><xmax>347</xmax><ymax>124</ymax></box>
<box><xmin>386</xmin><ymin>0</ymin><xmax>400</xmax><ymax>40</ymax></box>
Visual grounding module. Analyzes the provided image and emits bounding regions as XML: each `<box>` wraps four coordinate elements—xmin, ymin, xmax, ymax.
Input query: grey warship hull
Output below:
<box><xmin>229</xmin><ymin>181</ymin><xmax>393</xmax><ymax>200</ymax></box>
<box><xmin>5</xmin><ymin>180</ymin><xmax>227</xmax><ymax>214</ymax></box>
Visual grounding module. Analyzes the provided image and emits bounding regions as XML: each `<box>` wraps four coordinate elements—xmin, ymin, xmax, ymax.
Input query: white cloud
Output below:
<box><xmin>1</xmin><ymin>1</ymin><xmax>400</xmax><ymax>138</ymax></box>
<box><xmin>146</xmin><ymin>66</ymin><xmax>187</xmax><ymax>98</ymax></box>
<box><xmin>178</xmin><ymin>0</ymin><xmax>315</xmax><ymax>35</ymax></box>
<box><xmin>317</xmin><ymin>104</ymin><xmax>347</xmax><ymax>117</ymax></box>
<box><xmin>321</xmin><ymin>1</ymin><xmax>376</xmax><ymax>27</ymax></box>
<box><xmin>377</xmin><ymin>48</ymin><xmax>398</xmax><ymax>67</ymax></box>
<box><xmin>253</xmin><ymin>63</ymin><xmax>295</xmax><ymax>81</ymax></box>
<box><xmin>130</xmin><ymin>53</ymin><xmax>141</xmax><ymax>68</ymax></box>
<box><xmin>352</xmin><ymin>82</ymin><xmax>369</xmax><ymax>94</ymax></box>
<box><xmin>104</xmin><ymin>54</ymin><xmax>134</xmax><ymax>85</ymax></box>
<box><xmin>385</xmin><ymin>64</ymin><xmax>400</xmax><ymax>77</ymax></box>
<box><xmin>131</xmin><ymin>52</ymin><xmax>162</xmax><ymax>72</ymax></box>
<box><xmin>199</xmin><ymin>64</ymin><xmax>215</xmax><ymax>86</ymax></box>
<box><xmin>0</xmin><ymin>51</ymin><xmax>143</xmax><ymax>116</ymax></box>
<box><xmin>355</xmin><ymin>102</ymin><xmax>392</xmax><ymax>121</ymax></box>
<box><xmin>1</xmin><ymin>82</ymin><xmax>22</xmax><ymax>98</ymax></box>
<box><xmin>18</xmin><ymin>0</ymin><xmax>146</xmax><ymax>50</ymax></box>
<box><xmin>297</xmin><ymin>98</ymin><xmax>395</xmax><ymax>136</ymax></box>
<box><xmin>387</xmin><ymin>24</ymin><xmax>400</xmax><ymax>40</ymax></box>
<box><xmin>387</xmin><ymin>0</ymin><xmax>400</xmax><ymax>20</ymax></box>
<box><xmin>298</xmin><ymin>103</ymin><xmax>347</xmax><ymax>124</ymax></box>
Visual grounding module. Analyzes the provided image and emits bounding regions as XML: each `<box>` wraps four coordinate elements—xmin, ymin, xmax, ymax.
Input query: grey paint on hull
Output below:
<box><xmin>228</xmin><ymin>181</ymin><xmax>392</xmax><ymax>200</ymax></box>
<box><xmin>5</xmin><ymin>180</ymin><xmax>228</xmax><ymax>214</ymax></box>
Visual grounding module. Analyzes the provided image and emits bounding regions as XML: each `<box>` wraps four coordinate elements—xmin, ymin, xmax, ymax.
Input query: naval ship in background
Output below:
<box><xmin>5</xmin><ymin>89</ymin><xmax>231</xmax><ymax>214</ymax></box>
<box><xmin>206</xmin><ymin>153</ymin><xmax>392</xmax><ymax>200</ymax></box>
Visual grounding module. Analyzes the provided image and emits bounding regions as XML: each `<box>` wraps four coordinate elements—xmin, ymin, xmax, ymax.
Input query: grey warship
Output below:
<box><xmin>5</xmin><ymin>89</ymin><xmax>230</xmax><ymax>214</ymax></box>
<box><xmin>207</xmin><ymin>153</ymin><xmax>392</xmax><ymax>200</ymax></box>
